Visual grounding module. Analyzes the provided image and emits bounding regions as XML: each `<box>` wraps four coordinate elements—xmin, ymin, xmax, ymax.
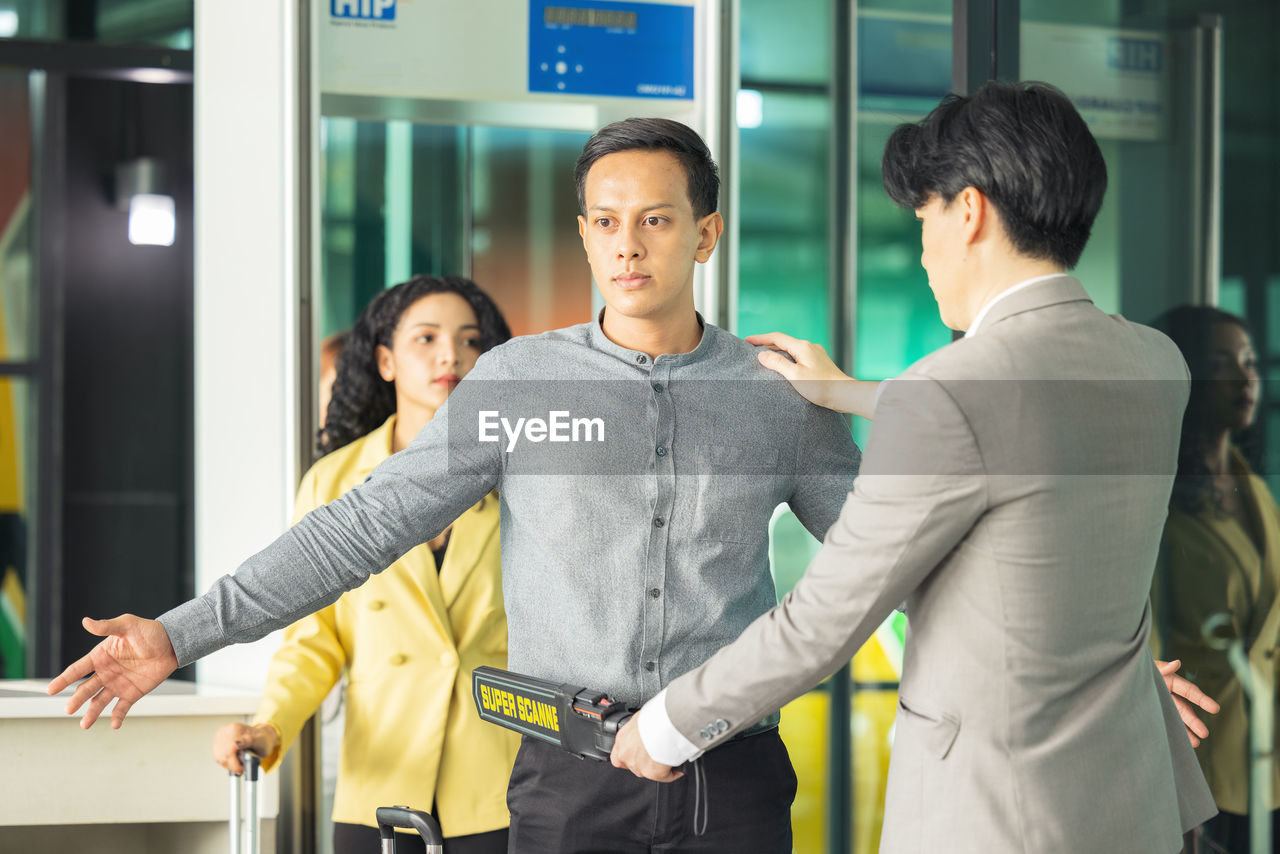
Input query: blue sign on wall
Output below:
<box><xmin>331</xmin><ymin>0</ymin><xmax>396</xmax><ymax>22</ymax></box>
<box><xmin>529</xmin><ymin>1</ymin><xmax>694</xmax><ymax>100</ymax></box>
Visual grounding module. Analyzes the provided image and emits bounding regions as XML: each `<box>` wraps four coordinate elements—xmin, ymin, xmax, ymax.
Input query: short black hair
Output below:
<box><xmin>882</xmin><ymin>80</ymin><xmax>1106</xmax><ymax>269</ymax></box>
<box><xmin>574</xmin><ymin>117</ymin><xmax>719</xmax><ymax>218</ymax></box>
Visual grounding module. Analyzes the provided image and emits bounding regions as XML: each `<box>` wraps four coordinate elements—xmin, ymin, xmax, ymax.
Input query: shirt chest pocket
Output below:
<box><xmin>686</xmin><ymin>444</ymin><xmax>785</xmax><ymax>544</ymax></box>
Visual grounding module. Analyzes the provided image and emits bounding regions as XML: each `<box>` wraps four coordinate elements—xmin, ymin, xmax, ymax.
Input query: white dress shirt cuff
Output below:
<box><xmin>638</xmin><ymin>688</ymin><xmax>703</xmax><ymax>766</ymax></box>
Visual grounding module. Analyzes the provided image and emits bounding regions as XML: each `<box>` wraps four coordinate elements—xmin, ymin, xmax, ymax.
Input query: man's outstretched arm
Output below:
<box><xmin>45</xmin><ymin>381</ymin><xmax>501</xmax><ymax>728</ymax></box>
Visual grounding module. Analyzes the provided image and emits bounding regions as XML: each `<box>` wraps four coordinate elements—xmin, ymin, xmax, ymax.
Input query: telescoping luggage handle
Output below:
<box><xmin>229</xmin><ymin>749</ymin><xmax>261</xmax><ymax>854</ymax></box>
<box><xmin>376</xmin><ymin>806</ymin><xmax>445</xmax><ymax>854</ymax></box>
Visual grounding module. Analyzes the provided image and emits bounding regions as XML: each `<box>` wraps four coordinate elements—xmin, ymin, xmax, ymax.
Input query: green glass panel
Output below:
<box><xmin>737</xmin><ymin>91</ymin><xmax>831</xmax><ymax>351</ymax></box>
<box><xmin>318</xmin><ymin>118</ymin><xmax>469</xmax><ymax>338</ymax></box>
<box><xmin>853</xmin><ymin>117</ymin><xmax>951</xmax><ymax>384</ymax></box>
<box><xmin>859</xmin><ymin>0</ymin><xmax>948</xmax><ymax>14</ymax></box>
<box><xmin>769</xmin><ymin>507</ymin><xmax>822</xmax><ymax>600</ymax></box>
<box><xmin>740</xmin><ymin>0</ymin><xmax>830</xmax><ymax>85</ymax></box>
<box><xmin>1219</xmin><ymin>276</ymin><xmax>1246</xmax><ymax>318</ymax></box>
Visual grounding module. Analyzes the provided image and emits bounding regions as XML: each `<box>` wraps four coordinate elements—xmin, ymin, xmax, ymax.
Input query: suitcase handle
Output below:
<box><xmin>376</xmin><ymin>806</ymin><xmax>444</xmax><ymax>854</ymax></box>
<box><xmin>229</xmin><ymin>749</ymin><xmax>262</xmax><ymax>854</ymax></box>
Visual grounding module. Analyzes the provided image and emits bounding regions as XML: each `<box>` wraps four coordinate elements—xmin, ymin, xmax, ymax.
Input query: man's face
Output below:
<box><xmin>578</xmin><ymin>149</ymin><xmax>721</xmax><ymax>324</ymax></box>
<box><xmin>915</xmin><ymin>194</ymin><xmax>969</xmax><ymax>330</ymax></box>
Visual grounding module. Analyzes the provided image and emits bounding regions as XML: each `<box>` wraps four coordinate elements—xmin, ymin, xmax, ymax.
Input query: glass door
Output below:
<box><xmin>311</xmin><ymin>114</ymin><xmax>593</xmax><ymax>854</ymax></box>
<box><xmin>1015</xmin><ymin>4</ymin><xmax>1280</xmax><ymax>853</ymax></box>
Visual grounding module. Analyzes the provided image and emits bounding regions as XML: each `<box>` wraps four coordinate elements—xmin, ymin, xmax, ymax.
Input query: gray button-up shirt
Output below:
<box><xmin>160</xmin><ymin>316</ymin><xmax>860</xmax><ymax>706</ymax></box>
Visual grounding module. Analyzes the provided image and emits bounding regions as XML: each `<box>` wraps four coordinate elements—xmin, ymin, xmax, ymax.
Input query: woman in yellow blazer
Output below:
<box><xmin>1154</xmin><ymin>305</ymin><xmax>1280</xmax><ymax>852</ymax></box>
<box><xmin>213</xmin><ymin>275</ymin><xmax>518</xmax><ymax>854</ymax></box>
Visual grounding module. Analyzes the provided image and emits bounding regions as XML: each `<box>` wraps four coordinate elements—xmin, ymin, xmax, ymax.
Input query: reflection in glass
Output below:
<box><xmin>319</xmin><ymin>119</ymin><xmax>470</xmax><ymax>338</ymax></box>
<box><xmin>469</xmin><ymin>126</ymin><xmax>592</xmax><ymax>336</ymax></box>
<box><xmin>319</xmin><ymin>121</ymin><xmax>591</xmax><ymax>340</ymax></box>
<box><xmin>738</xmin><ymin>91</ymin><xmax>831</xmax><ymax>350</ymax></box>
<box><xmin>0</xmin><ymin>0</ymin><xmax>193</xmax><ymax>46</ymax></box>
<box><xmin>1152</xmin><ymin>306</ymin><xmax>1280</xmax><ymax>849</ymax></box>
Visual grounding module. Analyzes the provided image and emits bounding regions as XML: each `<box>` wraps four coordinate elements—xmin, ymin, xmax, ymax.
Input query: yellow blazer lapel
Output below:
<box><xmin>438</xmin><ymin>493</ymin><xmax>500</xmax><ymax>611</ymax></box>
<box><xmin>1240</xmin><ymin>468</ymin><xmax>1280</xmax><ymax>653</ymax></box>
<box><xmin>1190</xmin><ymin>510</ymin><xmax>1259</xmax><ymax>610</ymax></box>
<box><xmin>353</xmin><ymin>416</ymin><xmax>455</xmax><ymax>642</ymax></box>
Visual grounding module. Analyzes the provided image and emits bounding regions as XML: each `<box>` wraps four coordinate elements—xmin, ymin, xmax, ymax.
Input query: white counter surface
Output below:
<box><xmin>0</xmin><ymin>678</ymin><xmax>264</xmax><ymax>719</ymax></box>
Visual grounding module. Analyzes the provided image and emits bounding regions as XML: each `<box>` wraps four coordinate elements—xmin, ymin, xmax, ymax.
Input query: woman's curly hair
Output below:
<box><xmin>317</xmin><ymin>275</ymin><xmax>511</xmax><ymax>456</ymax></box>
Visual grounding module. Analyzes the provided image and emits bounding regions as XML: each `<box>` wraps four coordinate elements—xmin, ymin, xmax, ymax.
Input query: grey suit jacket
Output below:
<box><xmin>664</xmin><ymin>277</ymin><xmax>1216</xmax><ymax>852</ymax></box>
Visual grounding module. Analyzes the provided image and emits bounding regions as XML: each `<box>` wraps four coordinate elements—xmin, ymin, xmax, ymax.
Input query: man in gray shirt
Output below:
<box><xmin>50</xmin><ymin>118</ymin><xmax>860</xmax><ymax>851</ymax></box>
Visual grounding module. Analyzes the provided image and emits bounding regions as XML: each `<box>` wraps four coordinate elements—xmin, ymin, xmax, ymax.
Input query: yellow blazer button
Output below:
<box><xmin>369</xmin><ymin>600</ymin><xmax>386</xmax><ymax>611</ymax></box>
<box><xmin>389</xmin><ymin>653</ymin><xmax>408</xmax><ymax>666</ymax></box>
<box><xmin>439</xmin><ymin>651</ymin><xmax>457</xmax><ymax>667</ymax></box>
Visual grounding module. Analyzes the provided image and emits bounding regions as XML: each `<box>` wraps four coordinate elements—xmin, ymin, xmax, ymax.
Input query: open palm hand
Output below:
<box><xmin>46</xmin><ymin>615</ymin><xmax>179</xmax><ymax>730</ymax></box>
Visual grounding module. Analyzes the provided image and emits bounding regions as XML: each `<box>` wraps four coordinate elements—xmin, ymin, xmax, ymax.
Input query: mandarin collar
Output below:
<box><xmin>587</xmin><ymin>307</ymin><xmax>716</xmax><ymax>368</ymax></box>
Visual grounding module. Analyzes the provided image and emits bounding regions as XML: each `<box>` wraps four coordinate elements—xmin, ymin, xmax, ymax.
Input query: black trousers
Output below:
<box><xmin>1198</xmin><ymin>809</ymin><xmax>1280</xmax><ymax>853</ymax></box>
<box><xmin>333</xmin><ymin>822</ymin><xmax>508</xmax><ymax>854</ymax></box>
<box><xmin>506</xmin><ymin>730</ymin><xmax>796</xmax><ymax>853</ymax></box>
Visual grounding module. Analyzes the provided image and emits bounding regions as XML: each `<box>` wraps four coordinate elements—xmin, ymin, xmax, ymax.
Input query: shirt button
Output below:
<box><xmin>635</xmin><ymin>354</ymin><xmax>647</xmax><ymax>364</ymax></box>
<box><xmin>652</xmin><ymin>382</ymin><xmax>663</xmax><ymax>392</ymax></box>
<box><xmin>653</xmin><ymin>517</ymin><xmax>665</xmax><ymax>528</ymax></box>
<box><xmin>650</xmin><ymin>588</ymin><xmax>661</xmax><ymax>599</ymax></box>
<box><xmin>645</xmin><ymin>661</ymin><xmax>656</xmax><ymax>672</ymax></box>
<box><xmin>389</xmin><ymin>653</ymin><xmax>408</xmax><ymax>666</ymax></box>
<box><xmin>439</xmin><ymin>651</ymin><xmax>456</xmax><ymax>667</ymax></box>
<box><xmin>368</xmin><ymin>600</ymin><xmax>386</xmax><ymax>611</ymax></box>
<box><xmin>656</xmin><ymin>445</ymin><xmax>667</xmax><ymax>457</ymax></box>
